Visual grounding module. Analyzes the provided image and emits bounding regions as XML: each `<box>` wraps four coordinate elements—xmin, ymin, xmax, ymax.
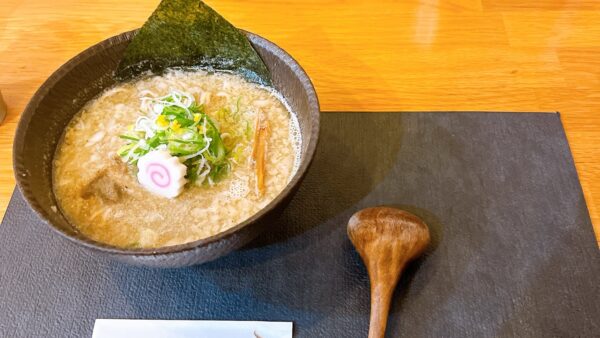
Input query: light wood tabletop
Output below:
<box><xmin>1</xmin><ymin>0</ymin><xmax>599</xmax><ymax>244</ymax></box>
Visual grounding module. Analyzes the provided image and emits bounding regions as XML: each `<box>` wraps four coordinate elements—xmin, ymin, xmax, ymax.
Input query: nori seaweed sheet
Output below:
<box><xmin>115</xmin><ymin>0</ymin><xmax>272</xmax><ymax>86</ymax></box>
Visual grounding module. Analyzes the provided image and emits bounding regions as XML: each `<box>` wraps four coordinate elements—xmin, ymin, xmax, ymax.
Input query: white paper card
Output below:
<box><xmin>92</xmin><ymin>319</ymin><xmax>293</xmax><ymax>338</ymax></box>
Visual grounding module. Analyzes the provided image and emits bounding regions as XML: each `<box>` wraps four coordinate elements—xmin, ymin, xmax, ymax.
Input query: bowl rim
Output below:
<box><xmin>13</xmin><ymin>29</ymin><xmax>320</xmax><ymax>257</ymax></box>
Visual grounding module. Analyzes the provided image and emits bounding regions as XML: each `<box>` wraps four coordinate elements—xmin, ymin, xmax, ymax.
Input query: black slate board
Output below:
<box><xmin>1</xmin><ymin>112</ymin><xmax>599</xmax><ymax>337</ymax></box>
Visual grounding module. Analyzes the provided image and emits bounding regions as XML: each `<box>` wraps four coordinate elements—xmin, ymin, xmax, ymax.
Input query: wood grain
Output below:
<box><xmin>0</xmin><ymin>0</ymin><xmax>599</xmax><ymax>244</ymax></box>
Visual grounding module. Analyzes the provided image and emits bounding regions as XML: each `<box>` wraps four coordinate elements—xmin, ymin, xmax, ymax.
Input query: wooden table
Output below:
<box><xmin>1</xmin><ymin>0</ymin><xmax>599</xmax><ymax>244</ymax></box>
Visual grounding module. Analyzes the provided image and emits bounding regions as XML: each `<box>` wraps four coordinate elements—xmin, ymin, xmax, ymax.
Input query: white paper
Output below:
<box><xmin>92</xmin><ymin>319</ymin><xmax>293</xmax><ymax>338</ymax></box>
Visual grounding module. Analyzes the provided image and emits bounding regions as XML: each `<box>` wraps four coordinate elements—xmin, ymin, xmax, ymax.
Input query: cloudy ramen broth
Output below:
<box><xmin>53</xmin><ymin>70</ymin><xmax>301</xmax><ymax>248</ymax></box>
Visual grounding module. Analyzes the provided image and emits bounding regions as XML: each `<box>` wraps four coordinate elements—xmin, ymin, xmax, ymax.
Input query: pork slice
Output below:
<box><xmin>81</xmin><ymin>157</ymin><xmax>131</xmax><ymax>203</ymax></box>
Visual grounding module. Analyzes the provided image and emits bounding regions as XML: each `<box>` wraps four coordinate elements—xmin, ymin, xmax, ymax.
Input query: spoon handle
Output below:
<box><xmin>368</xmin><ymin>281</ymin><xmax>395</xmax><ymax>338</ymax></box>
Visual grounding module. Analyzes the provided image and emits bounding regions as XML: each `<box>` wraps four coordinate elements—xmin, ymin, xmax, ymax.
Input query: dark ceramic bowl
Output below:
<box><xmin>13</xmin><ymin>30</ymin><xmax>320</xmax><ymax>267</ymax></box>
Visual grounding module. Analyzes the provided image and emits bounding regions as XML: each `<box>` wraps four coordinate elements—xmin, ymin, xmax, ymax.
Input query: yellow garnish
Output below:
<box><xmin>197</xmin><ymin>125</ymin><xmax>205</xmax><ymax>133</ymax></box>
<box><xmin>127</xmin><ymin>124</ymin><xmax>134</xmax><ymax>131</ymax></box>
<box><xmin>156</xmin><ymin>115</ymin><xmax>169</xmax><ymax>128</ymax></box>
<box><xmin>171</xmin><ymin>120</ymin><xmax>181</xmax><ymax>132</ymax></box>
<box><xmin>193</xmin><ymin>113</ymin><xmax>201</xmax><ymax>123</ymax></box>
<box><xmin>217</xmin><ymin>108</ymin><xmax>227</xmax><ymax>120</ymax></box>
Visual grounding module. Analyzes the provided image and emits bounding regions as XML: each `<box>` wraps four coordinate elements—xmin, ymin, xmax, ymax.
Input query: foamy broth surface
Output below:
<box><xmin>53</xmin><ymin>70</ymin><xmax>300</xmax><ymax>248</ymax></box>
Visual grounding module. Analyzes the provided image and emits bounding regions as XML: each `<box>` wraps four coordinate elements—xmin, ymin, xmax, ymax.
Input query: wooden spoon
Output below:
<box><xmin>348</xmin><ymin>207</ymin><xmax>430</xmax><ymax>338</ymax></box>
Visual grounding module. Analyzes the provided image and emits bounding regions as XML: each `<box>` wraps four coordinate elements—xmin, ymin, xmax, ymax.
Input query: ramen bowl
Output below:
<box><xmin>13</xmin><ymin>30</ymin><xmax>320</xmax><ymax>267</ymax></box>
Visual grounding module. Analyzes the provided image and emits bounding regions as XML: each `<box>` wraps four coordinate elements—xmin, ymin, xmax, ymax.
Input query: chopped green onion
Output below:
<box><xmin>119</xmin><ymin>135</ymin><xmax>140</xmax><ymax>141</ymax></box>
<box><xmin>118</xmin><ymin>90</ymin><xmax>240</xmax><ymax>185</ymax></box>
